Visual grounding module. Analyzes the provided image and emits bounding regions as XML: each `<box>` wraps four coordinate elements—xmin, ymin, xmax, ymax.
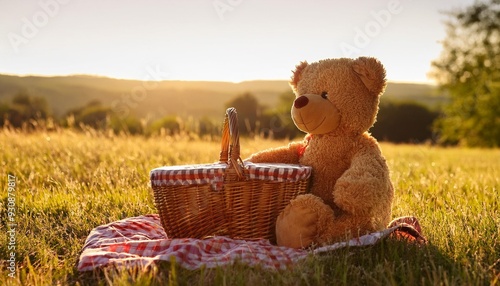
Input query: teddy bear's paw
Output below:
<box><xmin>276</xmin><ymin>203</ymin><xmax>317</xmax><ymax>248</ymax></box>
<box><xmin>275</xmin><ymin>194</ymin><xmax>331</xmax><ymax>248</ymax></box>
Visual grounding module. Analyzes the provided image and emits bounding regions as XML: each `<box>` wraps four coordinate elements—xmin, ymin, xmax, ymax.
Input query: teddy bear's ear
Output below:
<box><xmin>352</xmin><ymin>57</ymin><xmax>386</xmax><ymax>96</ymax></box>
<box><xmin>290</xmin><ymin>61</ymin><xmax>308</xmax><ymax>91</ymax></box>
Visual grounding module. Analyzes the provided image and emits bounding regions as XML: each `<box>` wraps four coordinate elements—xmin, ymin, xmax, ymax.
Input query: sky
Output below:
<box><xmin>0</xmin><ymin>0</ymin><xmax>476</xmax><ymax>84</ymax></box>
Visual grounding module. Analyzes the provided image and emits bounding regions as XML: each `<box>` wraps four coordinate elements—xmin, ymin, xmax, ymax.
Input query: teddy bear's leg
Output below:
<box><xmin>275</xmin><ymin>194</ymin><xmax>335</xmax><ymax>248</ymax></box>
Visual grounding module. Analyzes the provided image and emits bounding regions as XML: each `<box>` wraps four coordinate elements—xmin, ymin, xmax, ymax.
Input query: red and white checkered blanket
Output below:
<box><xmin>77</xmin><ymin>215</ymin><xmax>425</xmax><ymax>272</ymax></box>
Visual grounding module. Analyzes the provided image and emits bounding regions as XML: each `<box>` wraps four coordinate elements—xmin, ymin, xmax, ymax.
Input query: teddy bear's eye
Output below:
<box><xmin>320</xmin><ymin>91</ymin><xmax>328</xmax><ymax>99</ymax></box>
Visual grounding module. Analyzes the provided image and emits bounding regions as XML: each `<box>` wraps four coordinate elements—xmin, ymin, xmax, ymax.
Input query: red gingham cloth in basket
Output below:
<box><xmin>243</xmin><ymin>163</ymin><xmax>311</xmax><ymax>182</ymax></box>
<box><xmin>150</xmin><ymin>164</ymin><xmax>227</xmax><ymax>188</ymax></box>
<box><xmin>150</xmin><ymin>163</ymin><xmax>312</xmax><ymax>190</ymax></box>
<box><xmin>77</xmin><ymin>215</ymin><xmax>425</xmax><ymax>272</ymax></box>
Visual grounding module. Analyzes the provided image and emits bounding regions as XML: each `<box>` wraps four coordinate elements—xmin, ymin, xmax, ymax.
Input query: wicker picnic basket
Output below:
<box><xmin>150</xmin><ymin>107</ymin><xmax>311</xmax><ymax>241</ymax></box>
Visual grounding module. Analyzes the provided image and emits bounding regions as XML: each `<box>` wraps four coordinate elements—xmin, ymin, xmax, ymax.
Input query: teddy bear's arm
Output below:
<box><xmin>245</xmin><ymin>141</ymin><xmax>303</xmax><ymax>164</ymax></box>
<box><xmin>333</xmin><ymin>147</ymin><xmax>393</xmax><ymax>217</ymax></box>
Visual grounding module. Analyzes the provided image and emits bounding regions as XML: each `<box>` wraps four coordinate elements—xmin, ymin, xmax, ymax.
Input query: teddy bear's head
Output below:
<box><xmin>290</xmin><ymin>57</ymin><xmax>386</xmax><ymax>136</ymax></box>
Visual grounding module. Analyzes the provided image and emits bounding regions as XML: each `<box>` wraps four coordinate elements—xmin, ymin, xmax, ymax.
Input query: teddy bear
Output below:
<box><xmin>246</xmin><ymin>57</ymin><xmax>394</xmax><ymax>248</ymax></box>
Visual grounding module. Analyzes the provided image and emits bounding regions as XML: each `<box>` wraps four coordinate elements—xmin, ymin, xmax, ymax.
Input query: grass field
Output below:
<box><xmin>0</xmin><ymin>129</ymin><xmax>499</xmax><ymax>285</ymax></box>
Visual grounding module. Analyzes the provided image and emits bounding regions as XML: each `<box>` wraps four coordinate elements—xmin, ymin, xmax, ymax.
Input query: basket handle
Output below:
<box><xmin>219</xmin><ymin>107</ymin><xmax>244</xmax><ymax>178</ymax></box>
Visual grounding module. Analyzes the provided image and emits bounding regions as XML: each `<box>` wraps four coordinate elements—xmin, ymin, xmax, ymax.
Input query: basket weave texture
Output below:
<box><xmin>150</xmin><ymin>108</ymin><xmax>311</xmax><ymax>241</ymax></box>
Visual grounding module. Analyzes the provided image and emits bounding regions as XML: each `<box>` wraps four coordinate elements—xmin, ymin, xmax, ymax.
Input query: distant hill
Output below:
<box><xmin>0</xmin><ymin>74</ymin><xmax>447</xmax><ymax>119</ymax></box>
<box><xmin>383</xmin><ymin>82</ymin><xmax>446</xmax><ymax>107</ymax></box>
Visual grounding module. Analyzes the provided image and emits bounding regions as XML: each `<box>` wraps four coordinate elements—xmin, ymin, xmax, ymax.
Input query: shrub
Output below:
<box><xmin>371</xmin><ymin>101</ymin><xmax>439</xmax><ymax>143</ymax></box>
<box><xmin>149</xmin><ymin>116</ymin><xmax>182</xmax><ymax>135</ymax></box>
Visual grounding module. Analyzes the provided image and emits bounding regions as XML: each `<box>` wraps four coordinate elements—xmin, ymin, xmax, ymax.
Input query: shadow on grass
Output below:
<box><xmin>310</xmin><ymin>238</ymin><xmax>460</xmax><ymax>285</ymax></box>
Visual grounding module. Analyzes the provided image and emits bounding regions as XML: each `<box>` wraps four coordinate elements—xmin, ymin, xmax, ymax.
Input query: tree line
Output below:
<box><xmin>0</xmin><ymin>91</ymin><xmax>192</xmax><ymax>137</ymax></box>
<box><xmin>225</xmin><ymin>91</ymin><xmax>440</xmax><ymax>143</ymax></box>
<box><xmin>1</xmin><ymin>90</ymin><xmax>440</xmax><ymax>144</ymax></box>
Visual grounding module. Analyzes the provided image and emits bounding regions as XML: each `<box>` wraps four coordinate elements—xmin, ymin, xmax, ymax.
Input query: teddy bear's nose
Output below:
<box><xmin>294</xmin><ymin>96</ymin><xmax>309</xmax><ymax>109</ymax></box>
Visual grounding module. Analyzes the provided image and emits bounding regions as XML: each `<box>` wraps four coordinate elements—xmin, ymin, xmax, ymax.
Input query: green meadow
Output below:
<box><xmin>0</xmin><ymin>130</ymin><xmax>498</xmax><ymax>285</ymax></box>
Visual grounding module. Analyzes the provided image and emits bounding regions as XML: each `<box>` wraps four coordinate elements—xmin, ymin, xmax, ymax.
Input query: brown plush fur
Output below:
<box><xmin>246</xmin><ymin>57</ymin><xmax>394</xmax><ymax>248</ymax></box>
